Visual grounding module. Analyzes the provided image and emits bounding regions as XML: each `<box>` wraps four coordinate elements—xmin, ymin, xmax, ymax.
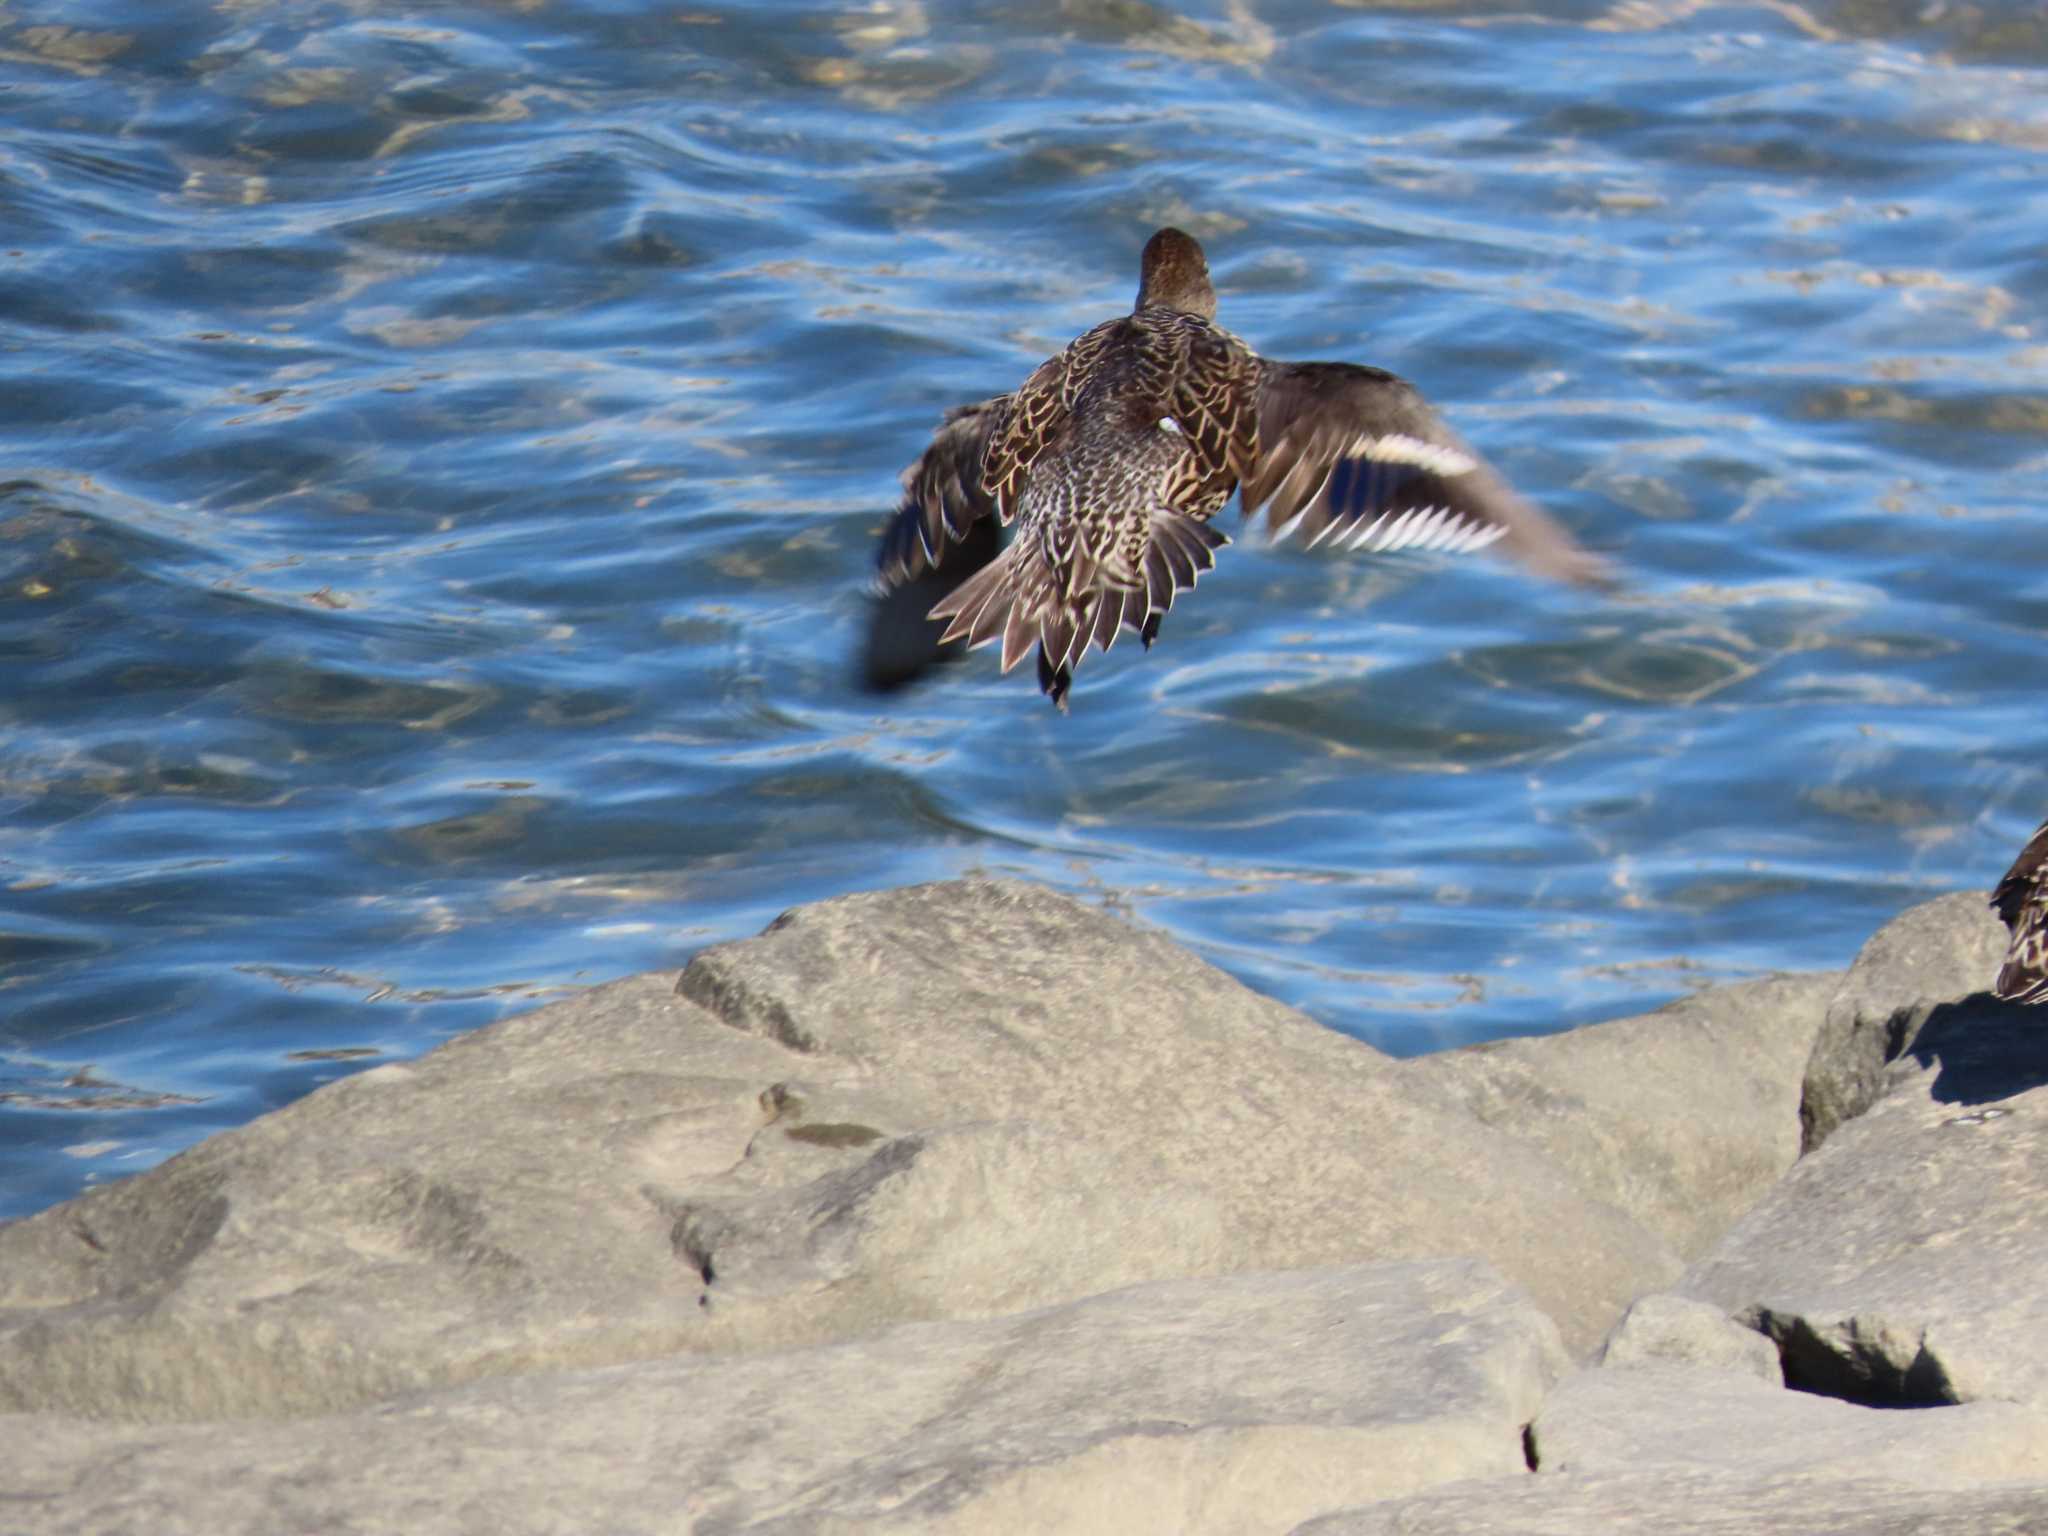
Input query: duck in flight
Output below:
<box><xmin>869</xmin><ymin>227</ymin><xmax>1609</xmax><ymax>709</ymax></box>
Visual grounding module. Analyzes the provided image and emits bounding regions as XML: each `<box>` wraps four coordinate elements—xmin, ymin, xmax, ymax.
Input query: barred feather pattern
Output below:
<box><xmin>874</xmin><ymin>396</ymin><xmax>1011</xmax><ymax>589</ymax></box>
<box><xmin>928</xmin><ymin>420</ymin><xmax>1231</xmax><ymax>707</ymax></box>
<box><xmin>983</xmin><ymin>350</ymin><xmax>1076</xmax><ymax>518</ymax></box>
<box><xmin>919</xmin><ymin>307</ymin><xmax>1255</xmax><ymax>706</ymax></box>
<box><xmin>875</xmin><ymin>226</ymin><xmax>1609</xmax><ymax>708</ymax></box>
<box><xmin>1992</xmin><ymin>818</ymin><xmax>2048</xmax><ymax>1003</ymax></box>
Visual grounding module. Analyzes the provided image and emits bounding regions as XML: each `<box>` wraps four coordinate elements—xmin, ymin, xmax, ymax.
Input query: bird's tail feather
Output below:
<box><xmin>927</xmin><ymin>509</ymin><xmax>1228</xmax><ymax>708</ymax></box>
<box><xmin>930</xmin><ymin>544</ymin><xmax>1061</xmax><ymax>673</ymax></box>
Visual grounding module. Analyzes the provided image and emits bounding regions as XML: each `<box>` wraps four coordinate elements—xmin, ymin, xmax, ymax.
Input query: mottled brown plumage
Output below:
<box><xmin>874</xmin><ymin>227</ymin><xmax>1608</xmax><ymax>708</ymax></box>
<box><xmin>1992</xmin><ymin>818</ymin><xmax>2048</xmax><ymax>1002</ymax></box>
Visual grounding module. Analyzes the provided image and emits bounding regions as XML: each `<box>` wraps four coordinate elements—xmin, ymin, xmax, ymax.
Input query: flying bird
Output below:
<box><xmin>1992</xmin><ymin>817</ymin><xmax>2048</xmax><ymax>1002</ymax></box>
<box><xmin>867</xmin><ymin>227</ymin><xmax>1608</xmax><ymax>708</ymax></box>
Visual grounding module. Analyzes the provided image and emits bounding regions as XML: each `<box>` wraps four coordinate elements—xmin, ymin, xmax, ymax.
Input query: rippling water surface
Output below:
<box><xmin>4</xmin><ymin>0</ymin><xmax>2046</xmax><ymax>1219</ymax></box>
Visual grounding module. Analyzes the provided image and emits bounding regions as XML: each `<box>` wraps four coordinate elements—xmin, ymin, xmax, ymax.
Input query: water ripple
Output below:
<box><xmin>2</xmin><ymin>0</ymin><xmax>2045</xmax><ymax>1219</ymax></box>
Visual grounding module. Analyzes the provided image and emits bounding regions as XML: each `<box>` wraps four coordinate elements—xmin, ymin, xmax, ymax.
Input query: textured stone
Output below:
<box><xmin>1686</xmin><ymin>996</ymin><xmax>2048</xmax><ymax>1408</ymax></box>
<box><xmin>0</xmin><ymin>970</ymin><xmax>790</xmax><ymax>1422</ymax></box>
<box><xmin>1596</xmin><ymin>1293</ymin><xmax>1780</xmax><ymax>1384</ymax></box>
<box><xmin>1408</xmin><ymin>973</ymin><xmax>1834</xmax><ymax>1261</ymax></box>
<box><xmin>2</xmin><ymin>1261</ymin><xmax>1564</xmax><ymax>1536</ymax></box>
<box><xmin>0</xmin><ymin>879</ymin><xmax>1672</xmax><ymax>1421</ymax></box>
<box><xmin>665</xmin><ymin>880</ymin><xmax>1676</xmax><ymax>1359</ymax></box>
<box><xmin>1800</xmin><ymin>892</ymin><xmax>2007</xmax><ymax>1151</ymax></box>
<box><xmin>1293</xmin><ymin>1470</ymin><xmax>2048</xmax><ymax>1535</ymax></box>
<box><xmin>14</xmin><ymin>873</ymin><xmax>2048</xmax><ymax>1536</ymax></box>
<box><xmin>1532</xmin><ymin>1365</ymin><xmax>2048</xmax><ymax>1485</ymax></box>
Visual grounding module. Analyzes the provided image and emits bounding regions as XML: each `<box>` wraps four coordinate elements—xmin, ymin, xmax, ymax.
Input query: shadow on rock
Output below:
<box><xmin>1902</xmin><ymin>993</ymin><xmax>2048</xmax><ymax>1107</ymax></box>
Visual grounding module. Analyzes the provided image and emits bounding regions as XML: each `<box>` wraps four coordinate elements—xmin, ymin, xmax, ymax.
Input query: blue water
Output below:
<box><xmin>3</xmin><ymin>0</ymin><xmax>2046</xmax><ymax>1222</ymax></box>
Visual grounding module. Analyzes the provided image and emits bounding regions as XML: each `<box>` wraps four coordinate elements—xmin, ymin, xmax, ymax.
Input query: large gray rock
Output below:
<box><xmin>1532</xmin><ymin>1364</ymin><xmax>2048</xmax><ymax>1486</ymax></box>
<box><xmin>1407</xmin><ymin>973</ymin><xmax>1834</xmax><ymax>1260</ymax></box>
<box><xmin>669</xmin><ymin>880</ymin><xmax>1676</xmax><ymax>1358</ymax></box>
<box><xmin>1293</xmin><ymin>1470</ymin><xmax>2048</xmax><ymax>1535</ymax></box>
<box><xmin>1800</xmin><ymin>892</ymin><xmax>2007</xmax><ymax>1151</ymax></box>
<box><xmin>4</xmin><ymin>1260</ymin><xmax>1564</xmax><ymax>1536</ymax></box>
<box><xmin>1595</xmin><ymin>1293</ymin><xmax>1780</xmax><ymax>1384</ymax></box>
<box><xmin>1684</xmin><ymin>994</ymin><xmax>2048</xmax><ymax>1407</ymax></box>
<box><xmin>0</xmin><ymin>969</ymin><xmax>781</xmax><ymax>1422</ymax></box>
<box><xmin>0</xmin><ymin>879</ymin><xmax>1674</xmax><ymax>1422</ymax></box>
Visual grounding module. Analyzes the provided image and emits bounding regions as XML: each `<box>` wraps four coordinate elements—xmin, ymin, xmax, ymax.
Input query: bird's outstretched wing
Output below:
<box><xmin>874</xmin><ymin>396</ymin><xmax>1012</xmax><ymax>591</ymax></box>
<box><xmin>1241</xmin><ymin>361</ymin><xmax>1609</xmax><ymax>588</ymax></box>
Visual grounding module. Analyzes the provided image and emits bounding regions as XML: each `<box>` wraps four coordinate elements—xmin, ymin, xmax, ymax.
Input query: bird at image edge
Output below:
<box><xmin>1992</xmin><ymin>818</ymin><xmax>2048</xmax><ymax>1002</ymax></box>
<box><xmin>866</xmin><ymin>227</ymin><xmax>1612</xmax><ymax>710</ymax></box>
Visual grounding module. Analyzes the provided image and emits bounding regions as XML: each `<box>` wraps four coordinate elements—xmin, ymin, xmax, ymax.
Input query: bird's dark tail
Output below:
<box><xmin>1035</xmin><ymin>650</ymin><xmax>1073</xmax><ymax>711</ymax></box>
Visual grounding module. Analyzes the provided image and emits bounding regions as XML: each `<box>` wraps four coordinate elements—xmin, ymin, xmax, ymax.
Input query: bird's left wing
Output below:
<box><xmin>1242</xmin><ymin>360</ymin><xmax>1609</xmax><ymax>588</ymax></box>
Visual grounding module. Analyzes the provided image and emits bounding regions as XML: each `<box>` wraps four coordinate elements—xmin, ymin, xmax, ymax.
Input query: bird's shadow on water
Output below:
<box><xmin>1901</xmin><ymin>994</ymin><xmax>2048</xmax><ymax>1108</ymax></box>
<box><xmin>857</xmin><ymin>518</ymin><xmax>998</xmax><ymax>695</ymax></box>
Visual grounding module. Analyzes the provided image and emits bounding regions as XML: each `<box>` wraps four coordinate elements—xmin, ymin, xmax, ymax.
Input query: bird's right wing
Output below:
<box><xmin>874</xmin><ymin>396</ymin><xmax>1014</xmax><ymax>591</ymax></box>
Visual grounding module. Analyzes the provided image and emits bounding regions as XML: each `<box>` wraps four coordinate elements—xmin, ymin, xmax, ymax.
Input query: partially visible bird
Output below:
<box><xmin>866</xmin><ymin>226</ymin><xmax>1609</xmax><ymax>710</ymax></box>
<box><xmin>1991</xmin><ymin>817</ymin><xmax>2048</xmax><ymax>1002</ymax></box>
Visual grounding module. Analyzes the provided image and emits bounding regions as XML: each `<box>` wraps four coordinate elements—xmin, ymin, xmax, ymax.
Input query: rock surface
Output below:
<box><xmin>1799</xmin><ymin>891</ymin><xmax>2007</xmax><ymax>1151</ymax></box>
<box><xmin>1408</xmin><ymin>973</ymin><xmax>1831</xmax><ymax>1260</ymax></box>
<box><xmin>1532</xmin><ymin>1365</ymin><xmax>2048</xmax><ymax>1486</ymax></box>
<box><xmin>1293</xmin><ymin>1470</ymin><xmax>2048</xmax><ymax>1535</ymax></box>
<box><xmin>0</xmin><ymin>879</ymin><xmax>1668</xmax><ymax>1424</ymax></box>
<box><xmin>7</xmin><ymin>882</ymin><xmax>2048</xmax><ymax>1535</ymax></box>
<box><xmin>670</xmin><ymin>880</ymin><xmax>1679</xmax><ymax>1359</ymax></box>
<box><xmin>1685</xmin><ymin>988</ymin><xmax>2048</xmax><ymax>1408</ymax></box>
<box><xmin>1595</xmin><ymin>1293</ymin><xmax>1780</xmax><ymax>1384</ymax></box>
<box><xmin>6</xmin><ymin>1261</ymin><xmax>1563</xmax><ymax>1536</ymax></box>
<box><xmin>0</xmin><ymin>969</ymin><xmax>792</xmax><ymax>1421</ymax></box>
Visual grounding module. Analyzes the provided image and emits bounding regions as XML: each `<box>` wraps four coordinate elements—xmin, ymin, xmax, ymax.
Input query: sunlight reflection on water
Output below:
<box><xmin>1</xmin><ymin>0</ymin><xmax>2045</xmax><ymax>1217</ymax></box>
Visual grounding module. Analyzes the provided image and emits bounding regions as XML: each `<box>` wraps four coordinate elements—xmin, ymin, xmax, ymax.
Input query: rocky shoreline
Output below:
<box><xmin>4</xmin><ymin>879</ymin><xmax>2044</xmax><ymax>1533</ymax></box>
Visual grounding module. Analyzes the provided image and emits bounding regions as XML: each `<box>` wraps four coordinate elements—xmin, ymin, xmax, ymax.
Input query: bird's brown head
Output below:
<box><xmin>1135</xmin><ymin>227</ymin><xmax>1216</xmax><ymax>319</ymax></box>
